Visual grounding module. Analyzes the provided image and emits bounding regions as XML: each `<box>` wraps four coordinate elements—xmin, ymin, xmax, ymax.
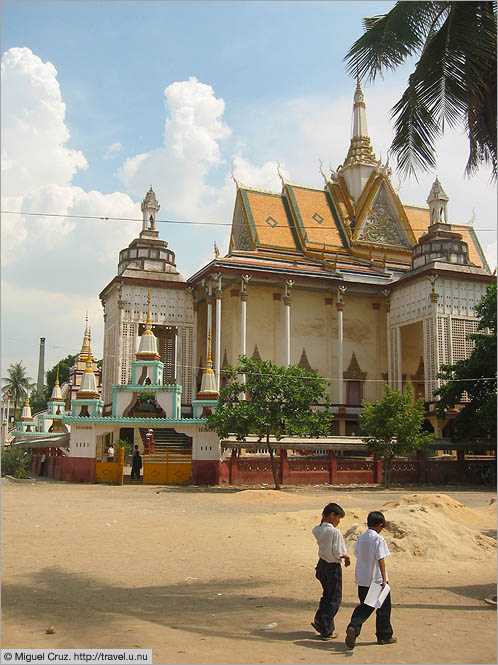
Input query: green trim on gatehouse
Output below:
<box><xmin>62</xmin><ymin>415</ymin><xmax>207</xmax><ymax>426</ymax></box>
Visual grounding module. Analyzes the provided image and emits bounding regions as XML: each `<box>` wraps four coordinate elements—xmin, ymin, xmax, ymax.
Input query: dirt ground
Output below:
<box><xmin>2</xmin><ymin>478</ymin><xmax>496</xmax><ymax>665</ymax></box>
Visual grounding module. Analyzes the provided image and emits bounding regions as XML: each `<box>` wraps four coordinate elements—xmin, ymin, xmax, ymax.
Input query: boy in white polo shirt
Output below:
<box><xmin>311</xmin><ymin>502</ymin><xmax>350</xmax><ymax>640</ymax></box>
<box><xmin>345</xmin><ymin>510</ymin><xmax>397</xmax><ymax>649</ymax></box>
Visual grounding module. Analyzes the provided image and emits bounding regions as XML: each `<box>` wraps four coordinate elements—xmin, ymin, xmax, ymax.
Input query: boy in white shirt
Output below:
<box><xmin>311</xmin><ymin>502</ymin><xmax>350</xmax><ymax>640</ymax></box>
<box><xmin>345</xmin><ymin>510</ymin><xmax>397</xmax><ymax>649</ymax></box>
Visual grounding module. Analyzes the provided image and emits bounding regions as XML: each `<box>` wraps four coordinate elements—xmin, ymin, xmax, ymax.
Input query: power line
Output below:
<box><xmin>1</xmin><ymin>210</ymin><xmax>496</xmax><ymax>232</ymax></box>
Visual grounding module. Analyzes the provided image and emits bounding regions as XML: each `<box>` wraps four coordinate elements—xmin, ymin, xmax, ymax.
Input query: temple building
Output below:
<box><xmin>11</xmin><ymin>82</ymin><xmax>495</xmax><ymax>485</ymax></box>
<box><xmin>188</xmin><ymin>81</ymin><xmax>492</xmax><ymax>438</ymax></box>
<box><xmin>99</xmin><ymin>186</ymin><xmax>194</xmax><ymax>412</ymax></box>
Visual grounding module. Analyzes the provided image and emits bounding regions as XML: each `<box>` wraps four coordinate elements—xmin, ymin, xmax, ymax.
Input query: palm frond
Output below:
<box><xmin>346</xmin><ymin>1</ymin><xmax>497</xmax><ymax>178</ymax></box>
<box><xmin>344</xmin><ymin>2</ymin><xmax>445</xmax><ymax>81</ymax></box>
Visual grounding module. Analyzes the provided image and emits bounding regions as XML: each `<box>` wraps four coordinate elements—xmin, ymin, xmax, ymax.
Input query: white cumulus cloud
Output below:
<box><xmin>104</xmin><ymin>141</ymin><xmax>122</xmax><ymax>159</ymax></box>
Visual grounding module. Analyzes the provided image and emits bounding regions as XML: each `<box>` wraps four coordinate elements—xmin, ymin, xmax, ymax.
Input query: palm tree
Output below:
<box><xmin>2</xmin><ymin>362</ymin><xmax>34</xmax><ymax>421</ymax></box>
<box><xmin>345</xmin><ymin>2</ymin><xmax>497</xmax><ymax>179</ymax></box>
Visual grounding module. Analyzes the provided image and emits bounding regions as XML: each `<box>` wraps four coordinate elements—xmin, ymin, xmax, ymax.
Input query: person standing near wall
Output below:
<box><xmin>131</xmin><ymin>445</ymin><xmax>142</xmax><ymax>480</ymax></box>
<box><xmin>38</xmin><ymin>452</ymin><xmax>47</xmax><ymax>477</ymax></box>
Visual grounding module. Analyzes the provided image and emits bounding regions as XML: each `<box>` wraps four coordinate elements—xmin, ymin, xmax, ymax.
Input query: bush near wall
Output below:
<box><xmin>1</xmin><ymin>447</ymin><xmax>31</xmax><ymax>479</ymax></box>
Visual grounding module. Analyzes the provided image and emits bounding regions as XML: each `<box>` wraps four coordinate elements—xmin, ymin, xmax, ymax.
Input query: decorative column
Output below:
<box><xmin>174</xmin><ymin>327</ymin><xmax>179</xmax><ymax>382</ymax></box>
<box><xmin>429</xmin><ymin>275</ymin><xmax>440</xmax><ymax>398</ymax></box>
<box><xmin>240</xmin><ymin>275</ymin><xmax>251</xmax><ymax>358</ymax></box>
<box><xmin>230</xmin><ymin>288</ymin><xmax>240</xmax><ymax>365</ymax></box>
<box><xmin>240</xmin><ymin>275</ymin><xmax>251</xmax><ymax>396</ymax></box>
<box><xmin>284</xmin><ymin>280</ymin><xmax>295</xmax><ymax>367</ymax></box>
<box><xmin>212</xmin><ymin>273</ymin><xmax>222</xmax><ymax>390</ymax></box>
<box><xmin>117</xmin><ymin>288</ymin><xmax>126</xmax><ymax>386</ymax></box>
<box><xmin>325</xmin><ymin>296</ymin><xmax>333</xmax><ymax>388</ymax></box>
<box><xmin>192</xmin><ymin>293</ymin><xmax>199</xmax><ymax>395</ymax></box>
<box><xmin>382</xmin><ymin>289</ymin><xmax>392</xmax><ymax>389</ymax></box>
<box><xmin>205</xmin><ymin>280</ymin><xmax>214</xmax><ymax>358</ymax></box>
<box><xmin>336</xmin><ymin>285</ymin><xmax>347</xmax><ymax>403</ymax></box>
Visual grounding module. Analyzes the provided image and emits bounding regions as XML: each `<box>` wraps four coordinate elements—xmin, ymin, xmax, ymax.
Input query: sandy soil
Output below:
<box><xmin>2</xmin><ymin>479</ymin><xmax>496</xmax><ymax>665</ymax></box>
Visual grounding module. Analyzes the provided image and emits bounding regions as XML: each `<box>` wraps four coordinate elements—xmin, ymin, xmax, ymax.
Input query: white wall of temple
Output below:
<box><xmin>121</xmin><ymin>285</ymin><xmax>194</xmax><ymax>325</ymax></box>
<box><xmin>390</xmin><ymin>275</ymin><xmax>489</xmax><ymax>329</ymax></box>
<box><xmin>69</xmin><ymin>424</ymin><xmax>96</xmax><ymax>458</ymax></box>
<box><xmin>114</xmin><ymin>391</ymin><xmax>133</xmax><ymax>418</ymax></box>
<box><xmin>155</xmin><ymin>391</ymin><xmax>176</xmax><ymax>418</ymax></box>
<box><xmin>198</xmin><ymin>282</ymin><xmax>388</xmax><ymax>404</ymax></box>
<box><xmin>436</xmin><ymin>277</ymin><xmax>489</xmax><ymax>318</ymax></box>
<box><xmin>191</xmin><ymin>429</ymin><xmax>220</xmax><ymax>461</ymax></box>
<box><xmin>102</xmin><ymin>282</ymin><xmax>195</xmax><ymax>404</ymax></box>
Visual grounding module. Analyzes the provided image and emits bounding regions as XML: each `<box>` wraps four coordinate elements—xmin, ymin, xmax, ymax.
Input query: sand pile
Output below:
<box><xmin>343</xmin><ymin>493</ymin><xmax>496</xmax><ymax>561</ymax></box>
<box><xmin>380</xmin><ymin>493</ymin><xmax>495</xmax><ymax>527</ymax></box>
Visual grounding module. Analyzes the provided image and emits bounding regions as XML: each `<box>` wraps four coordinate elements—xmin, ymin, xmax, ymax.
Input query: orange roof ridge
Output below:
<box><xmin>239</xmin><ymin>184</ymin><xmax>282</xmax><ymax>196</ymax></box>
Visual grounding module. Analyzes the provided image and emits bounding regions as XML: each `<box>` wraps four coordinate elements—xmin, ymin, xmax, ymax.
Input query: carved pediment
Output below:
<box><xmin>251</xmin><ymin>345</ymin><xmax>262</xmax><ymax>362</ymax></box>
<box><xmin>298</xmin><ymin>348</ymin><xmax>313</xmax><ymax>372</ymax></box>
<box><xmin>356</xmin><ymin>186</ymin><xmax>410</xmax><ymax>247</ymax></box>
<box><xmin>344</xmin><ymin>352</ymin><xmax>367</xmax><ymax>380</ymax></box>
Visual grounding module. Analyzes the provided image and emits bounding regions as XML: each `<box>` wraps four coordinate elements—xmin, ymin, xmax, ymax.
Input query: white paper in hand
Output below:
<box><xmin>364</xmin><ymin>581</ymin><xmax>391</xmax><ymax>608</ymax></box>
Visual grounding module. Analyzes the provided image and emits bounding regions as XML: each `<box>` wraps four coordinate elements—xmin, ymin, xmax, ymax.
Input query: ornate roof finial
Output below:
<box><xmin>231</xmin><ymin>162</ymin><xmax>241</xmax><ymax>188</ymax></box>
<box><xmin>79</xmin><ymin>315</ymin><xmax>91</xmax><ymax>362</ymax></box>
<box><xmin>277</xmin><ymin>160</ymin><xmax>286</xmax><ymax>187</ymax></box>
<box><xmin>214</xmin><ymin>241</ymin><xmax>220</xmax><ymax>258</ymax></box>
<box><xmin>319</xmin><ymin>159</ymin><xmax>330</xmax><ymax>185</ymax></box>
<box><xmin>55</xmin><ymin>364</ymin><xmax>60</xmax><ymax>386</ymax></box>
<box><xmin>427</xmin><ymin>176</ymin><xmax>449</xmax><ymax>225</ymax></box>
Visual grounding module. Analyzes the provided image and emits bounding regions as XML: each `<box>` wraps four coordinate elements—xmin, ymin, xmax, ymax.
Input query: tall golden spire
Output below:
<box><xmin>205</xmin><ymin>330</ymin><xmax>214</xmax><ymax>373</ymax></box>
<box><xmin>146</xmin><ymin>290</ymin><xmax>152</xmax><ymax>326</ymax></box>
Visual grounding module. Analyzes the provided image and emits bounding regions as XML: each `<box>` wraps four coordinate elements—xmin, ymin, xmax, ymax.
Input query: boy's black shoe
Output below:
<box><xmin>345</xmin><ymin>626</ymin><xmax>357</xmax><ymax>649</ymax></box>
<box><xmin>377</xmin><ymin>637</ymin><xmax>398</xmax><ymax>645</ymax></box>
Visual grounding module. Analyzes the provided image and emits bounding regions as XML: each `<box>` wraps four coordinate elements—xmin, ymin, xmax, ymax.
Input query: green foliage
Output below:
<box><xmin>29</xmin><ymin>388</ymin><xmax>49</xmax><ymax>414</ymax></box>
<box><xmin>46</xmin><ymin>354</ymin><xmax>78</xmax><ymax>396</ymax></box>
<box><xmin>139</xmin><ymin>393</ymin><xmax>156</xmax><ymax>405</ymax></box>
<box><xmin>345</xmin><ymin>2</ymin><xmax>497</xmax><ymax>178</ymax></box>
<box><xmin>114</xmin><ymin>439</ymin><xmax>132</xmax><ymax>458</ymax></box>
<box><xmin>207</xmin><ymin>357</ymin><xmax>333</xmax><ymax>488</ymax></box>
<box><xmin>2</xmin><ymin>361</ymin><xmax>34</xmax><ymax>419</ymax></box>
<box><xmin>436</xmin><ymin>283</ymin><xmax>497</xmax><ymax>440</ymax></box>
<box><xmin>359</xmin><ymin>383</ymin><xmax>433</xmax><ymax>487</ymax></box>
<box><xmin>1</xmin><ymin>447</ymin><xmax>31</xmax><ymax>479</ymax></box>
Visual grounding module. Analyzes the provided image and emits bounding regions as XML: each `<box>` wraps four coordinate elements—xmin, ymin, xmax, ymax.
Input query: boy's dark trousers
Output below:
<box><xmin>348</xmin><ymin>585</ymin><xmax>393</xmax><ymax>641</ymax></box>
<box><xmin>314</xmin><ymin>559</ymin><xmax>342</xmax><ymax>637</ymax></box>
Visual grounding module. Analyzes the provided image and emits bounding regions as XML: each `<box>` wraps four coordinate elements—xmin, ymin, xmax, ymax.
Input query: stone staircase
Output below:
<box><xmin>139</xmin><ymin>428</ymin><xmax>191</xmax><ymax>457</ymax></box>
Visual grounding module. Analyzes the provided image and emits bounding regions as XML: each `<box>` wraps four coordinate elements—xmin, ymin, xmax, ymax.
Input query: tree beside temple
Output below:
<box><xmin>208</xmin><ymin>357</ymin><xmax>333</xmax><ymax>489</ymax></box>
<box><xmin>359</xmin><ymin>383</ymin><xmax>433</xmax><ymax>487</ymax></box>
<box><xmin>436</xmin><ymin>283</ymin><xmax>497</xmax><ymax>441</ymax></box>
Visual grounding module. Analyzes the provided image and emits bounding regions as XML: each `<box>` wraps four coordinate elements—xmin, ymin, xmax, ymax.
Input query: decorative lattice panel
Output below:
<box><xmin>450</xmin><ymin>318</ymin><xmax>479</xmax><ymax>402</ymax></box>
<box><xmin>121</xmin><ymin>322</ymin><xmax>136</xmax><ymax>385</ymax></box>
<box><xmin>424</xmin><ymin>318</ymin><xmax>436</xmax><ymax>400</ymax></box>
<box><xmin>451</xmin><ymin>318</ymin><xmax>478</xmax><ymax>362</ymax></box>
<box><xmin>178</xmin><ymin>327</ymin><xmax>194</xmax><ymax>403</ymax></box>
<box><xmin>437</xmin><ymin>317</ymin><xmax>449</xmax><ymax>366</ymax></box>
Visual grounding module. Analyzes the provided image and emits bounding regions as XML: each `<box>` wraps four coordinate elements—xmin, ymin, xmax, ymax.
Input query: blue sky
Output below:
<box><xmin>2</xmin><ymin>1</ymin><xmax>496</xmax><ymax>385</ymax></box>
